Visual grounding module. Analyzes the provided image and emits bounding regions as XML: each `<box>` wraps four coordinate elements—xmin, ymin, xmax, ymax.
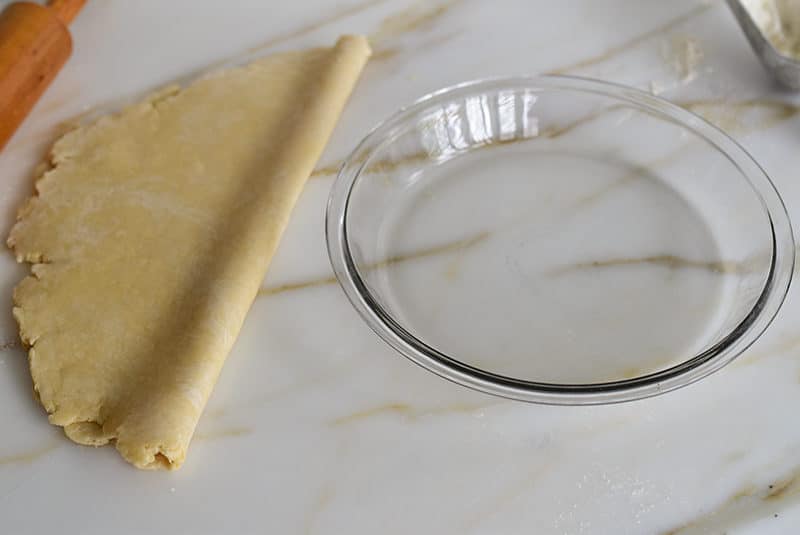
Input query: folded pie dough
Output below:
<box><xmin>7</xmin><ymin>36</ymin><xmax>370</xmax><ymax>469</ymax></box>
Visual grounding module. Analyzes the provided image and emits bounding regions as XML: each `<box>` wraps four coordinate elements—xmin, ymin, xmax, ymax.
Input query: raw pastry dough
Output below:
<box><xmin>7</xmin><ymin>36</ymin><xmax>370</xmax><ymax>469</ymax></box>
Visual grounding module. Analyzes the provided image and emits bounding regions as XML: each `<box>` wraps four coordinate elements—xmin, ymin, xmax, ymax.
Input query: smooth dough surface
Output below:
<box><xmin>7</xmin><ymin>36</ymin><xmax>370</xmax><ymax>469</ymax></box>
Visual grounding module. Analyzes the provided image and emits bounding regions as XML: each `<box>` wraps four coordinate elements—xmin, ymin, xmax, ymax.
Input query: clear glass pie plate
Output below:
<box><xmin>326</xmin><ymin>76</ymin><xmax>794</xmax><ymax>405</ymax></box>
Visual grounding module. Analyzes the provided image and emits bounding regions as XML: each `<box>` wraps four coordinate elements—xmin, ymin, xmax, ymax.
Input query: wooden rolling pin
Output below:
<box><xmin>0</xmin><ymin>0</ymin><xmax>86</xmax><ymax>151</ymax></box>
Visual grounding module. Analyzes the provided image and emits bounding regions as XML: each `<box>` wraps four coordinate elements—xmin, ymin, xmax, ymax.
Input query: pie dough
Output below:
<box><xmin>7</xmin><ymin>36</ymin><xmax>370</xmax><ymax>469</ymax></box>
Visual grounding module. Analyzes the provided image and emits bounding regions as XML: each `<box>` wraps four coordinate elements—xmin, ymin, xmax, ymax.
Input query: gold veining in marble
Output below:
<box><xmin>266</xmin><ymin>141</ymin><xmax>697</xmax><ymax>300</ymax></box>
<box><xmin>312</xmin><ymin>145</ymin><xmax>428</xmax><ymax>179</ymax></box>
<box><xmin>310</xmin><ymin>95</ymin><xmax>798</xmax><ymax>180</ymax></box>
<box><xmin>549</xmin><ymin>3</ymin><xmax>714</xmax><ymax>74</ymax></box>
<box><xmin>549</xmin><ymin>254</ymin><xmax>747</xmax><ymax>277</ymax></box>
<box><xmin>374</xmin><ymin>231</ymin><xmax>489</xmax><ymax>268</ymax></box>
<box><xmin>257</xmin><ymin>275</ymin><xmax>340</xmax><ymax>297</ymax></box>
<box><xmin>443</xmin><ymin>252</ymin><xmax>465</xmax><ymax>281</ymax></box>
<box><xmin>319</xmin><ymin>92</ymin><xmax>796</xmax><ymax>186</ymax></box>
<box><xmin>680</xmin><ymin>98</ymin><xmax>800</xmax><ymax>132</ymax></box>
<box><xmin>372</xmin><ymin>29</ymin><xmax>462</xmax><ymax>64</ymax></box>
<box><xmin>304</xmin><ymin>484</ymin><xmax>335</xmax><ymax>535</ymax></box>
<box><xmin>258</xmin><ymin>231</ymin><xmax>489</xmax><ymax>298</ymax></box>
<box><xmin>201</xmin><ymin>406</ymin><xmax>228</xmax><ymax>421</ymax></box>
<box><xmin>725</xmin><ymin>449</ymin><xmax>748</xmax><ymax>463</ymax></box>
<box><xmin>309</xmin><ymin>161</ymin><xmax>345</xmax><ymax>178</ymax></box>
<box><xmin>370</xmin><ymin>46</ymin><xmax>400</xmax><ymax>61</ymax></box>
<box><xmin>764</xmin><ymin>472</ymin><xmax>800</xmax><ymax>501</ymax></box>
<box><xmin>61</xmin><ymin>0</ymin><xmax>463</xmax><ymax>134</ymax></box>
<box><xmin>733</xmin><ymin>330</ymin><xmax>800</xmax><ymax>367</ymax></box>
<box><xmin>332</xmin><ymin>401</ymin><xmax>497</xmax><ymax>426</ymax></box>
<box><xmin>245</xmin><ymin>0</ymin><xmax>388</xmax><ymax>56</ymax></box>
<box><xmin>660</xmin><ymin>468</ymin><xmax>800</xmax><ymax>534</ymax></box>
<box><xmin>264</xmin><ymin>104</ymin><xmax>783</xmax><ymax>304</ymax></box>
<box><xmin>570</xmin><ymin>137</ymin><xmax>700</xmax><ymax>212</ymax></box>
<box><xmin>460</xmin><ymin>464</ymin><xmax>551</xmax><ymax>530</ymax></box>
<box><xmin>59</xmin><ymin>0</ymin><xmax>386</xmax><ymax>130</ymax></box>
<box><xmin>332</xmin><ymin>402</ymin><xmax>413</xmax><ymax>425</ymax></box>
<box><xmin>732</xmin><ymin>484</ymin><xmax>759</xmax><ymax>500</ymax></box>
<box><xmin>194</xmin><ymin>426</ymin><xmax>252</xmax><ymax>442</ymax></box>
<box><xmin>539</xmin><ymin>106</ymin><xmax>623</xmax><ymax>138</ymax></box>
<box><xmin>0</xmin><ymin>440</ymin><xmax>60</xmax><ymax>466</ymax></box>
<box><xmin>310</xmin><ymin>106</ymin><xmax>615</xmax><ymax>178</ymax></box>
<box><xmin>0</xmin><ymin>339</ymin><xmax>21</xmax><ymax>351</ymax></box>
<box><xmin>370</xmin><ymin>0</ymin><xmax>463</xmax><ymax>42</ymax></box>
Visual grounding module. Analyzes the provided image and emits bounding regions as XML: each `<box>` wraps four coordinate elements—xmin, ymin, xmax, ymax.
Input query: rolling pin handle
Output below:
<box><xmin>47</xmin><ymin>0</ymin><xmax>86</xmax><ymax>26</ymax></box>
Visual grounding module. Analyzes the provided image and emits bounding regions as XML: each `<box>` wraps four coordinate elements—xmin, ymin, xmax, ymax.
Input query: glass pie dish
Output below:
<box><xmin>325</xmin><ymin>76</ymin><xmax>794</xmax><ymax>405</ymax></box>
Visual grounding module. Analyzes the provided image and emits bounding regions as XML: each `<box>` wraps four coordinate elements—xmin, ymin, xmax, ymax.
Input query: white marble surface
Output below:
<box><xmin>2</xmin><ymin>0</ymin><xmax>800</xmax><ymax>533</ymax></box>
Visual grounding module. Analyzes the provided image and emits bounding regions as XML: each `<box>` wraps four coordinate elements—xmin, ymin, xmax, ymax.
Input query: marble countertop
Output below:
<box><xmin>2</xmin><ymin>0</ymin><xmax>800</xmax><ymax>533</ymax></box>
